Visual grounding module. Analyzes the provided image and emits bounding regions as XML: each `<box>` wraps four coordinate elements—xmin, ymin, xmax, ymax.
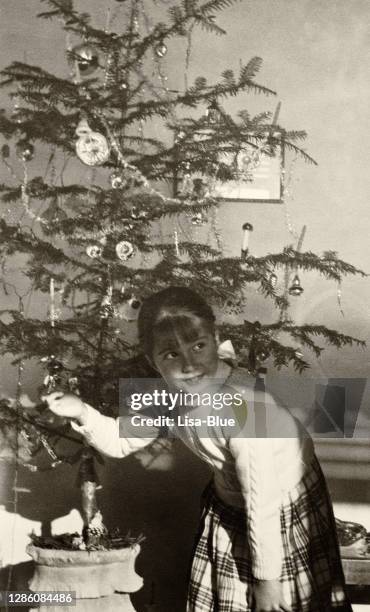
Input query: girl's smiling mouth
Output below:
<box><xmin>181</xmin><ymin>374</ymin><xmax>204</xmax><ymax>384</ymax></box>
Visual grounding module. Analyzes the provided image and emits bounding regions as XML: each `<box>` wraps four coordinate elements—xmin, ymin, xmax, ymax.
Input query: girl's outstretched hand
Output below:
<box><xmin>249</xmin><ymin>579</ymin><xmax>292</xmax><ymax>611</ymax></box>
<box><xmin>41</xmin><ymin>392</ymin><xmax>87</xmax><ymax>423</ymax></box>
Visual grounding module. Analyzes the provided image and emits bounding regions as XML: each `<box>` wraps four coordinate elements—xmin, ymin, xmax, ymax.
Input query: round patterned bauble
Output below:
<box><xmin>86</xmin><ymin>244</ymin><xmax>102</xmax><ymax>259</ymax></box>
<box><xmin>256</xmin><ymin>349</ymin><xmax>268</xmax><ymax>362</ymax></box>
<box><xmin>73</xmin><ymin>43</ymin><xmax>99</xmax><ymax>77</ymax></box>
<box><xmin>110</xmin><ymin>171</ymin><xmax>124</xmax><ymax>189</ymax></box>
<box><xmin>75</xmin><ymin>119</ymin><xmax>110</xmax><ymax>166</ymax></box>
<box><xmin>155</xmin><ymin>41</ymin><xmax>167</xmax><ymax>58</ymax></box>
<box><xmin>288</xmin><ymin>274</ymin><xmax>304</xmax><ymax>296</ymax></box>
<box><xmin>116</xmin><ymin>240</ymin><xmax>134</xmax><ymax>261</ymax></box>
<box><xmin>191</xmin><ymin>212</ymin><xmax>206</xmax><ymax>226</ymax></box>
<box><xmin>16</xmin><ymin>140</ymin><xmax>34</xmax><ymax>162</ymax></box>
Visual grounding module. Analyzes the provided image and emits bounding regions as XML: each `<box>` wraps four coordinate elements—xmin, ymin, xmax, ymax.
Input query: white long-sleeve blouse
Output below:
<box><xmin>72</xmin><ymin>362</ymin><xmax>315</xmax><ymax>580</ymax></box>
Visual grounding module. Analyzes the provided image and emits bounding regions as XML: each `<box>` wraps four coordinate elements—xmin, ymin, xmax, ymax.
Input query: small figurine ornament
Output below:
<box><xmin>41</xmin><ymin>355</ymin><xmax>65</xmax><ymax>394</ymax></box>
<box><xmin>75</xmin><ymin>119</ymin><xmax>110</xmax><ymax>166</ymax></box>
<box><xmin>206</xmin><ymin>100</ymin><xmax>221</xmax><ymax>125</ymax></box>
<box><xmin>192</xmin><ymin>178</ymin><xmax>208</xmax><ymax>199</ymax></box>
<box><xmin>288</xmin><ymin>273</ymin><xmax>304</xmax><ymax>296</ymax></box>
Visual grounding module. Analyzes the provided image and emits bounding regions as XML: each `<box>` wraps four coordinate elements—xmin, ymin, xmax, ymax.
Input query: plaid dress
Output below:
<box><xmin>187</xmin><ymin>456</ymin><xmax>352</xmax><ymax>612</ymax></box>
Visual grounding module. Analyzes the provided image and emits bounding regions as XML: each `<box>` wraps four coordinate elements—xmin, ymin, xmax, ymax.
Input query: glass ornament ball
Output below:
<box><xmin>86</xmin><ymin>244</ymin><xmax>103</xmax><ymax>259</ymax></box>
<box><xmin>256</xmin><ymin>349</ymin><xmax>268</xmax><ymax>362</ymax></box>
<box><xmin>110</xmin><ymin>171</ymin><xmax>124</xmax><ymax>189</ymax></box>
<box><xmin>191</xmin><ymin>212</ymin><xmax>206</xmax><ymax>226</ymax></box>
<box><xmin>73</xmin><ymin>43</ymin><xmax>99</xmax><ymax>77</ymax></box>
<box><xmin>288</xmin><ymin>274</ymin><xmax>304</xmax><ymax>296</ymax></box>
<box><xmin>16</xmin><ymin>140</ymin><xmax>34</xmax><ymax>162</ymax></box>
<box><xmin>155</xmin><ymin>41</ymin><xmax>167</xmax><ymax>58</ymax></box>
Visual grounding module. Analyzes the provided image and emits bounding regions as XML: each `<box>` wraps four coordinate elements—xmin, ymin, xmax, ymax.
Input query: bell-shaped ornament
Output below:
<box><xmin>288</xmin><ymin>274</ymin><xmax>304</xmax><ymax>296</ymax></box>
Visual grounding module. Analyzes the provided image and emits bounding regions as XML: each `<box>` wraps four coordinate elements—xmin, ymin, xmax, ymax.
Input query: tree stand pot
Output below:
<box><xmin>26</xmin><ymin>543</ymin><xmax>143</xmax><ymax>612</ymax></box>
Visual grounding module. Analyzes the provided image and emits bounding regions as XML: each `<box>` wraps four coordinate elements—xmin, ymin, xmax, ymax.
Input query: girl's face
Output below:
<box><xmin>151</xmin><ymin>311</ymin><xmax>219</xmax><ymax>392</ymax></box>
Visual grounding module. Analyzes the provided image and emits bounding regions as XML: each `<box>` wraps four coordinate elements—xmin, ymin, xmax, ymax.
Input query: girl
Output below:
<box><xmin>44</xmin><ymin>286</ymin><xmax>352</xmax><ymax>612</ymax></box>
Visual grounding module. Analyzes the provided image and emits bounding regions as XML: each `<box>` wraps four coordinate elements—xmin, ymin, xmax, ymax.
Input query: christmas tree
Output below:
<box><xmin>0</xmin><ymin>0</ymin><xmax>365</xmax><ymax>544</ymax></box>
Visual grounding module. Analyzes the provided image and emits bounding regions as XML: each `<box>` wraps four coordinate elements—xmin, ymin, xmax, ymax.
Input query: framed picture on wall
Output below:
<box><xmin>214</xmin><ymin>140</ymin><xmax>284</xmax><ymax>203</ymax></box>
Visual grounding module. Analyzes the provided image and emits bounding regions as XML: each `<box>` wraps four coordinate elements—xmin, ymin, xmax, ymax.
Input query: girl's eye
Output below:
<box><xmin>164</xmin><ymin>351</ymin><xmax>178</xmax><ymax>360</ymax></box>
<box><xmin>193</xmin><ymin>342</ymin><xmax>205</xmax><ymax>352</ymax></box>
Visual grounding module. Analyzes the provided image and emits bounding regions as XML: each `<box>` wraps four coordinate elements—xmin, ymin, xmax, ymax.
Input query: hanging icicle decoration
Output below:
<box><xmin>208</xmin><ymin>206</ymin><xmax>224</xmax><ymax>252</ymax></box>
<box><xmin>48</xmin><ymin>277</ymin><xmax>62</xmax><ymax>327</ymax></box>
<box><xmin>282</xmin><ymin>152</ymin><xmax>299</xmax><ymax>240</ymax></box>
<box><xmin>174</xmin><ymin>228</ymin><xmax>180</xmax><ymax>257</ymax></box>
<box><xmin>337</xmin><ymin>281</ymin><xmax>344</xmax><ymax>317</ymax></box>
<box><xmin>184</xmin><ymin>20</ymin><xmax>195</xmax><ymax>92</ymax></box>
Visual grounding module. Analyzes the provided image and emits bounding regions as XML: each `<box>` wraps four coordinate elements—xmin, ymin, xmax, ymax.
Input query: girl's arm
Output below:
<box><xmin>229</xmin><ymin>434</ymin><xmax>283</xmax><ymax>580</ymax></box>
<box><xmin>43</xmin><ymin>392</ymin><xmax>160</xmax><ymax>458</ymax></box>
<box><xmin>71</xmin><ymin>402</ymin><xmax>158</xmax><ymax>458</ymax></box>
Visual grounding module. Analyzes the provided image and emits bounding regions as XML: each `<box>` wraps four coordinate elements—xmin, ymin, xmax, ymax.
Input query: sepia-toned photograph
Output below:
<box><xmin>0</xmin><ymin>1</ymin><xmax>369</xmax><ymax>611</ymax></box>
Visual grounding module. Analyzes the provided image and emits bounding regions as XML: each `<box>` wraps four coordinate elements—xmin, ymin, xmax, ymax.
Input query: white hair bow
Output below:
<box><xmin>217</xmin><ymin>339</ymin><xmax>237</xmax><ymax>364</ymax></box>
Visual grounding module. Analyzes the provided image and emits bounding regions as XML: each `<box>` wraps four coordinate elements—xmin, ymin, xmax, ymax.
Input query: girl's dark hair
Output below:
<box><xmin>138</xmin><ymin>286</ymin><xmax>215</xmax><ymax>357</ymax></box>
